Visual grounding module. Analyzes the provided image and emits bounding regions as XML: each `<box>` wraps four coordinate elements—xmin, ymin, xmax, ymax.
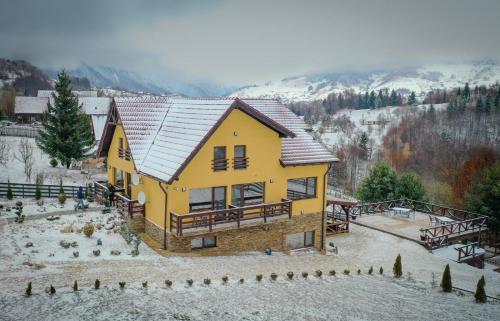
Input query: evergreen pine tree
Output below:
<box><xmin>6</xmin><ymin>180</ymin><xmax>13</xmax><ymax>200</ymax></box>
<box><xmin>36</xmin><ymin>70</ymin><xmax>94</xmax><ymax>168</ymax></box>
<box><xmin>440</xmin><ymin>264</ymin><xmax>452</xmax><ymax>292</ymax></box>
<box><xmin>393</xmin><ymin>254</ymin><xmax>402</xmax><ymax>278</ymax></box>
<box><xmin>395</xmin><ymin>171</ymin><xmax>426</xmax><ymax>201</ymax></box>
<box><xmin>447</xmin><ymin>98</ymin><xmax>457</xmax><ymax>113</ymax></box>
<box><xmin>463</xmin><ymin>82</ymin><xmax>470</xmax><ymax>100</ymax></box>
<box><xmin>73</xmin><ymin>280</ymin><xmax>78</xmax><ymax>291</ymax></box>
<box><xmin>359</xmin><ymin>132</ymin><xmax>369</xmax><ymax>158</ymax></box>
<box><xmin>476</xmin><ymin>97</ymin><xmax>483</xmax><ymax>113</ymax></box>
<box><xmin>465</xmin><ymin>164</ymin><xmax>500</xmax><ymax>234</ymax></box>
<box><xmin>407</xmin><ymin>91</ymin><xmax>417</xmax><ymax>106</ymax></box>
<box><xmin>474</xmin><ymin>276</ymin><xmax>486</xmax><ymax>303</ymax></box>
<box><xmin>494</xmin><ymin>91</ymin><xmax>500</xmax><ymax>110</ymax></box>
<box><xmin>377</xmin><ymin>90</ymin><xmax>384</xmax><ymax>108</ymax></box>
<box><xmin>484</xmin><ymin>93</ymin><xmax>491</xmax><ymax>113</ymax></box>
<box><xmin>369</xmin><ymin>91</ymin><xmax>376</xmax><ymax>109</ymax></box>
<box><xmin>35</xmin><ymin>178</ymin><xmax>42</xmax><ymax>200</ymax></box>
<box><xmin>390</xmin><ymin>90</ymin><xmax>398</xmax><ymax>106</ymax></box>
<box><xmin>363</xmin><ymin>92</ymin><xmax>369</xmax><ymax>109</ymax></box>
<box><xmin>357</xmin><ymin>161</ymin><xmax>398</xmax><ymax>202</ymax></box>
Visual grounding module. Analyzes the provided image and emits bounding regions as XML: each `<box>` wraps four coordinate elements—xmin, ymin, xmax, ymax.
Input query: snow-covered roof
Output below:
<box><xmin>91</xmin><ymin>115</ymin><xmax>107</xmax><ymax>141</ymax></box>
<box><xmin>37</xmin><ymin>90</ymin><xmax>98</xmax><ymax>98</ymax></box>
<box><xmin>101</xmin><ymin>97</ymin><xmax>337</xmax><ymax>183</ymax></box>
<box><xmin>14</xmin><ymin>96</ymin><xmax>48</xmax><ymax>114</ymax></box>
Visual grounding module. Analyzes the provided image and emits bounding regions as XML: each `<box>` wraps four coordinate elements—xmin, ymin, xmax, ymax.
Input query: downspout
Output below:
<box><xmin>158</xmin><ymin>182</ymin><xmax>168</xmax><ymax>250</ymax></box>
<box><xmin>321</xmin><ymin>163</ymin><xmax>333</xmax><ymax>252</ymax></box>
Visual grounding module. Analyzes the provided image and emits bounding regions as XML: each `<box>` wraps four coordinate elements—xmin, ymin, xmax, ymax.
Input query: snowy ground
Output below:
<box><xmin>0</xmin><ymin>213</ymin><xmax>499</xmax><ymax>320</ymax></box>
<box><xmin>0</xmin><ymin>136</ymin><xmax>106</xmax><ymax>185</ymax></box>
<box><xmin>0</xmin><ymin>197</ymin><xmax>100</xmax><ymax>219</ymax></box>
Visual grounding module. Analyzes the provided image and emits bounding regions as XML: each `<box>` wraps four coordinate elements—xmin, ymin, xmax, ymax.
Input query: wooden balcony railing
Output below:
<box><xmin>93</xmin><ymin>181</ymin><xmax>109</xmax><ymax>204</ymax></box>
<box><xmin>118</xmin><ymin>148</ymin><xmax>132</xmax><ymax>161</ymax></box>
<box><xmin>212</xmin><ymin>158</ymin><xmax>228</xmax><ymax>171</ymax></box>
<box><xmin>233</xmin><ymin>157</ymin><xmax>249</xmax><ymax>169</ymax></box>
<box><xmin>115</xmin><ymin>193</ymin><xmax>145</xmax><ymax>218</ymax></box>
<box><xmin>170</xmin><ymin>199</ymin><xmax>292</xmax><ymax>236</ymax></box>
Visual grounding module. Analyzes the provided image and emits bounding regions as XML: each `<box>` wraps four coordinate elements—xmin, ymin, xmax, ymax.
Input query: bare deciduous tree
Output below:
<box><xmin>16</xmin><ymin>138</ymin><xmax>34</xmax><ymax>182</ymax></box>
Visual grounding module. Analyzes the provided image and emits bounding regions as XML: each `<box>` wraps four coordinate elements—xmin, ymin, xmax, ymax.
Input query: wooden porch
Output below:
<box><xmin>170</xmin><ymin>199</ymin><xmax>292</xmax><ymax>236</ymax></box>
<box><xmin>93</xmin><ymin>181</ymin><xmax>145</xmax><ymax>218</ymax></box>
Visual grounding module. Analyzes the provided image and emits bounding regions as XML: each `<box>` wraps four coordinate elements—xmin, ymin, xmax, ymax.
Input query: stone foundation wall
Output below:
<box><xmin>164</xmin><ymin>212</ymin><xmax>324</xmax><ymax>254</ymax></box>
<box><xmin>124</xmin><ymin>214</ymin><xmax>145</xmax><ymax>233</ymax></box>
<box><xmin>145</xmin><ymin>219</ymin><xmax>166</xmax><ymax>246</ymax></box>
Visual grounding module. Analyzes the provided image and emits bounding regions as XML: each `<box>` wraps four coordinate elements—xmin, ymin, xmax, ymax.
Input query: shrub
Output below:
<box><xmin>379</xmin><ymin>267</ymin><xmax>384</xmax><ymax>274</ymax></box>
<box><xmin>142</xmin><ymin>281</ymin><xmax>148</xmax><ymax>288</ymax></box>
<box><xmin>368</xmin><ymin>266</ymin><xmax>373</xmax><ymax>275</ymax></box>
<box><xmin>302</xmin><ymin>272</ymin><xmax>308</xmax><ymax>278</ymax></box>
<box><xmin>119</xmin><ymin>282</ymin><xmax>126</xmax><ymax>289</ymax></box>
<box><xmin>35</xmin><ymin>180</ymin><xmax>42</xmax><ymax>200</ymax></box>
<box><xmin>83</xmin><ymin>223</ymin><xmax>94</xmax><ymax>238</ymax></box>
<box><xmin>393</xmin><ymin>254</ymin><xmax>402</xmax><ymax>278</ymax></box>
<box><xmin>86</xmin><ymin>184</ymin><xmax>94</xmax><ymax>202</ymax></box>
<box><xmin>440</xmin><ymin>264</ymin><xmax>452</xmax><ymax>292</ymax></box>
<box><xmin>239</xmin><ymin>278</ymin><xmax>244</xmax><ymax>284</ymax></box>
<box><xmin>357</xmin><ymin>269</ymin><xmax>361</xmax><ymax>275</ymax></box>
<box><xmin>270</xmin><ymin>273</ymin><xmax>278</xmax><ymax>281</ymax></box>
<box><xmin>329</xmin><ymin>270</ymin><xmax>336</xmax><ymax>276</ymax></box>
<box><xmin>186</xmin><ymin>279</ymin><xmax>193</xmax><ymax>287</ymax></box>
<box><xmin>165</xmin><ymin>280</ymin><xmax>172</xmax><ymax>287</ymax></box>
<box><xmin>58</xmin><ymin>192</ymin><xmax>66</xmax><ymax>205</ymax></box>
<box><xmin>474</xmin><ymin>276</ymin><xmax>486</xmax><ymax>303</ymax></box>
<box><xmin>287</xmin><ymin>272</ymin><xmax>294</xmax><ymax>280</ymax></box>
<box><xmin>93</xmin><ymin>249</ymin><xmax>100</xmax><ymax>256</ymax></box>
<box><xmin>203</xmin><ymin>278</ymin><xmax>211</xmax><ymax>285</ymax></box>
<box><xmin>6</xmin><ymin>180</ymin><xmax>13</xmax><ymax>200</ymax></box>
<box><xmin>50</xmin><ymin>159</ymin><xmax>58</xmax><ymax>168</ymax></box>
<box><xmin>315</xmin><ymin>270</ymin><xmax>323</xmax><ymax>277</ymax></box>
<box><xmin>94</xmin><ymin>279</ymin><xmax>100</xmax><ymax>290</ymax></box>
<box><xmin>14</xmin><ymin>201</ymin><xmax>24</xmax><ymax>223</ymax></box>
<box><xmin>256</xmin><ymin>274</ymin><xmax>263</xmax><ymax>282</ymax></box>
<box><xmin>26</xmin><ymin>282</ymin><xmax>32</xmax><ymax>296</ymax></box>
<box><xmin>343</xmin><ymin>269</ymin><xmax>350</xmax><ymax>275</ymax></box>
<box><xmin>73</xmin><ymin>280</ymin><xmax>78</xmax><ymax>291</ymax></box>
<box><xmin>49</xmin><ymin>285</ymin><xmax>56</xmax><ymax>294</ymax></box>
<box><xmin>222</xmin><ymin>276</ymin><xmax>228</xmax><ymax>284</ymax></box>
<box><xmin>329</xmin><ymin>242</ymin><xmax>335</xmax><ymax>248</ymax></box>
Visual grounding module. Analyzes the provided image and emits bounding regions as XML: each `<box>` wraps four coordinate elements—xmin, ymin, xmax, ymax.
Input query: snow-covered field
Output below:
<box><xmin>0</xmin><ymin>197</ymin><xmax>99</xmax><ymax>219</ymax></box>
<box><xmin>0</xmin><ymin>136</ymin><xmax>105</xmax><ymax>185</ymax></box>
<box><xmin>0</xmin><ymin>212</ymin><xmax>499</xmax><ymax>320</ymax></box>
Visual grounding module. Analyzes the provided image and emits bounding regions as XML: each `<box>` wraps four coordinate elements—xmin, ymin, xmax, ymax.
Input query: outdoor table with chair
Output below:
<box><xmin>428</xmin><ymin>214</ymin><xmax>455</xmax><ymax>227</ymax></box>
<box><xmin>391</xmin><ymin>207</ymin><xmax>415</xmax><ymax>219</ymax></box>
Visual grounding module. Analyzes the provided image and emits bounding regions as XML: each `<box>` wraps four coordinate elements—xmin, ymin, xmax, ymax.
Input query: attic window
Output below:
<box><xmin>212</xmin><ymin>146</ymin><xmax>227</xmax><ymax>171</ymax></box>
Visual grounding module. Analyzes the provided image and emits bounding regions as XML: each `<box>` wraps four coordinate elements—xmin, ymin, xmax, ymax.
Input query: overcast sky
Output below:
<box><xmin>1</xmin><ymin>0</ymin><xmax>499</xmax><ymax>85</ymax></box>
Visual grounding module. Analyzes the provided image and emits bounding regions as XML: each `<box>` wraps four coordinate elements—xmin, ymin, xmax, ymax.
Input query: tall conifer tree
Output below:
<box><xmin>36</xmin><ymin>71</ymin><xmax>94</xmax><ymax>168</ymax></box>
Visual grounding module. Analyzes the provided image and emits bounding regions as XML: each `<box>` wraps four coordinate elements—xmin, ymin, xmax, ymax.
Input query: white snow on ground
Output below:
<box><xmin>0</xmin><ymin>215</ymin><xmax>499</xmax><ymax>320</ymax></box>
<box><xmin>317</xmin><ymin>104</ymin><xmax>447</xmax><ymax>151</ymax></box>
<box><xmin>0</xmin><ymin>136</ymin><xmax>105</xmax><ymax>185</ymax></box>
<box><xmin>0</xmin><ymin>197</ymin><xmax>92</xmax><ymax>219</ymax></box>
<box><xmin>0</xmin><ymin>210</ymin><xmax>156</xmax><ymax>269</ymax></box>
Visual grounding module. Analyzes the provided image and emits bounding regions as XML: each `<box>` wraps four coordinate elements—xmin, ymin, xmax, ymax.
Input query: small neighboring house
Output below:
<box><xmin>97</xmin><ymin>97</ymin><xmax>338</xmax><ymax>253</ymax></box>
<box><xmin>14</xmin><ymin>90</ymin><xmax>111</xmax><ymax>142</ymax></box>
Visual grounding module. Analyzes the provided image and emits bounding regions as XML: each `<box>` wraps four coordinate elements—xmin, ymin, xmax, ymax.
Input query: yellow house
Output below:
<box><xmin>97</xmin><ymin>97</ymin><xmax>337</xmax><ymax>253</ymax></box>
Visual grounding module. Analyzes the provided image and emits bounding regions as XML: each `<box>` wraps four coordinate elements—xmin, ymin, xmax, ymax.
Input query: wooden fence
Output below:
<box><xmin>0</xmin><ymin>126</ymin><xmax>39</xmax><ymax>138</ymax></box>
<box><xmin>0</xmin><ymin>182</ymin><xmax>91</xmax><ymax>198</ymax></box>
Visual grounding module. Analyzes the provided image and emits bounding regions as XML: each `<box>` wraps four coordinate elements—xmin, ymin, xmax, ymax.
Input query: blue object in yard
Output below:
<box><xmin>265</xmin><ymin>248</ymin><xmax>272</xmax><ymax>255</ymax></box>
<box><xmin>97</xmin><ymin>238</ymin><xmax>102</xmax><ymax>246</ymax></box>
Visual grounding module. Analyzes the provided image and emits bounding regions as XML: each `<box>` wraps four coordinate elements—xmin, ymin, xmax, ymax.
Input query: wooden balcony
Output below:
<box><xmin>211</xmin><ymin>158</ymin><xmax>228</xmax><ymax>171</ymax></box>
<box><xmin>170</xmin><ymin>199</ymin><xmax>293</xmax><ymax>236</ymax></box>
<box><xmin>115</xmin><ymin>193</ymin><xmax>145</xmax><ymax>218</ymax></box>
<box><xmin>118</xmin><ymin>147</ymin><xmax>132</xmax><ymax>161</ymax></box>
<box><xmin>233</xmin><ymin>156</ymin><xmax>249</xmax><ymax>169</ymax></box>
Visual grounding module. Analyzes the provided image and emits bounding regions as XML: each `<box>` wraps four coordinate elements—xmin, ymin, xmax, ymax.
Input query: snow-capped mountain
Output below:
<box><xmin>230</xmin><ymin>61</ymin><xmax>500</xmax><ymax>102</ymax></box>
<box><xmin>45</xmin><ymin>62</ymin><xmax>235</xmax><ymax>97</ymax></box>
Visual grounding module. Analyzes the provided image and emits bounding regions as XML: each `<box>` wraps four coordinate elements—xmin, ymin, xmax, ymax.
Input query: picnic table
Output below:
<box><xmin>434</xmin><ymin>216</ymin><xmax>455</xmax><ymax>225</ymax></box>
<box><xmin>392</xmin><ymin>207</ymin><xmax>415</xmax><ymax>219</ymax></box>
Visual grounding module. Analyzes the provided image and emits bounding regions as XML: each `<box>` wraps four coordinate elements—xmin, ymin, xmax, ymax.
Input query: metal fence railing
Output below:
<box><xmin>0</xmin><ymin>182</ymin><xmax>91</xmax><ymax>198</ymax></box>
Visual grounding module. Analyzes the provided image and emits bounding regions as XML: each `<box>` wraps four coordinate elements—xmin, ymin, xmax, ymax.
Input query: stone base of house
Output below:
<box><xmin>124</xmin><ymin>213</ymin><xmax>145</xmax><ymax>233</ymax></box>
<box><xmin>144</xmin><ymin>212</ymin><xmax>324</xmax><ymax>254</ymax></box>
